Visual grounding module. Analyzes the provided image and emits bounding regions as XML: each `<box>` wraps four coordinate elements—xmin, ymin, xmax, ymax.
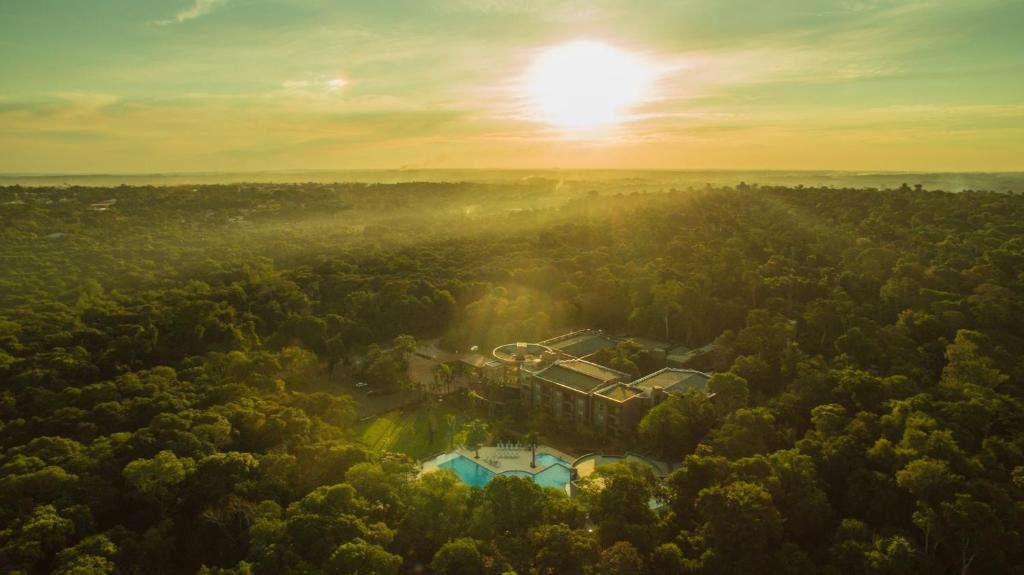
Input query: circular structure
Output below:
<box><xmin>492</xmin><ymin>341</ymin><xmax>554</xmax><ymax>369</ymax></box>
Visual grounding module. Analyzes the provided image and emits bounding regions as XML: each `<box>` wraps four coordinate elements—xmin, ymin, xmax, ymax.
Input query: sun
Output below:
<box><xmin>526</xmin><ymin>40</ymin><xmax>656</xmax><ymax>131</ymax></box>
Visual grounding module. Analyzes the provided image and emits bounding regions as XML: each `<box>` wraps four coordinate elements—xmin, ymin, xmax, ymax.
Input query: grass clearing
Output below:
<box><xmin>355</xmin><ymin>401</ymin><xmax>469</xmax><ymax>460</ymax></box>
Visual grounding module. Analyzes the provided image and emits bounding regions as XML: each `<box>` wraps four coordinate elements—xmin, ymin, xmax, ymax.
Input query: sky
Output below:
<box><xmin>1</xmin><ymin>0</ymin><xmax>1022</xmax><ymax>173</ymax></box>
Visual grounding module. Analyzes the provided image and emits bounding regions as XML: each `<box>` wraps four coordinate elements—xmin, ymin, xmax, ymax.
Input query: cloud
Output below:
<box><xmin>280</xmin><ymin>77</ymin><xmax>350</xmax><ymax>95</ymax></box>
<box><xmin>436</xmin><ymin>0</ymin><xmax>547</xmax><ymax>14</ymax></box>
<box><xmin>154</xmin><ymin>0</ymin><xmax>228</xmax><ymax>26</ymax></box>
<box><xmin>325</xmin><ymin>78</ymin><xmax>349</xmax><ymax>91</ymax></box>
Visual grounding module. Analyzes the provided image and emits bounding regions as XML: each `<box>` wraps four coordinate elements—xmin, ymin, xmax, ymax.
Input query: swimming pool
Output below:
<box><xmin>535</xmin><ymin>453</ymin><xmax>565</xmax><ymax>467</ymax></box>
<box><xmin>435</xmin><ymin>453</ymin><xmax>573</xmax><ymax>489</ymax></box>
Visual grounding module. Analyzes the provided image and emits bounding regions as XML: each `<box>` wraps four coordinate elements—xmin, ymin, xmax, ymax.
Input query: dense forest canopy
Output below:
<box><xmin>1</xmin><ymin>179</ymin><xmax>1023</xmax><ymax>574</ymax></box>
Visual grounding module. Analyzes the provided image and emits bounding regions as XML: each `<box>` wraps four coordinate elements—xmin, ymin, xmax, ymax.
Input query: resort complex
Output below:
<box><xmin>487</xmin><ymin>329</ymin><xmax>712</xmax><ymax>435</ymax></box>
<box><xmin>418</xmin><ymin>329</ymin><xmax>714</xmax><ymax>491</ymax></box>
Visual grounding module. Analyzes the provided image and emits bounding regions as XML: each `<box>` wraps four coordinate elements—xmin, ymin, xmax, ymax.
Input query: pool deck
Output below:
<box><xmin>421</xmin><ymin>444</ymin><xmax>575</xmax><ymax>476</ymax></box>
<box><xmin>572</xmin><ymin>452</ymin><xmax>671</xmax><ymax>479</ymax></box>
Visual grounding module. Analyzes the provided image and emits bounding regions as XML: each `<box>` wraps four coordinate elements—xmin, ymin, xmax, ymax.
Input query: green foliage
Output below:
<box><xmin>580</xmin><ymin>462</ymin><xmax>658</xmax><ymax>552</ymax></box>
<box><xmin>52</xmin><ymin>534</ymin><xmax>118</xmax><ymax>575</ymax></box>
<box><xmin>711</xmin><ymin>407</ymin><xmax>783</xmax><ymax>458</ymax></box>
<box><xmin>695</xmin><ymin>481</ymin><xmax>784</xmax><ymax>572</ymax></box>
<box><xmin>473</xmin><ymin>475</ymin><xmax>546</xmax><ymax>538</ymax></box>
<box><xmin>3</xmin><ymin>181</ymin><xmax>1024</xmax><ymax>574</ymax></box>
<box><xmin>456</xmin><ymin>419</ymin><xmax>489</xmax><ymax>457</ymax></box>
<box><xmin>598</xmin><ymin>541</ymin><xmax>644</xmax><ymax>575</ymax></box>
<box><xmin>707</xmin><ymin>371</ymin><xmax>750</xmax><ymax>416</ymax></box>
<box><xmin>528</xmin><ymin>523</ymin><xmax>599</xmax><ymax>575</ymax></box>
<box><xmin>326</xmin><ymin>538</ymin><xmax>402</xmax><ymax>575</ymax></box>
<box><xmin>430</xmin><ymin>537</ymin><xmax>485</xmax><ymax>575</ymax></box>
<box><xmin>638</xmin><ymin>391</ymin><xmax>715</xmax><ymax>459</ymax></box>
<box><xmin>0</xmin><ymin>504</ymin><xmax>75</xmax><ymax>572</ymax></box>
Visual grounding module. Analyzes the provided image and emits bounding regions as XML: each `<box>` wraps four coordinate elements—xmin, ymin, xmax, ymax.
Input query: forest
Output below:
<box><xmin>1</xmin><ymin>179</ymin><xmax>1023</xmax><ymax>574</ymax></box>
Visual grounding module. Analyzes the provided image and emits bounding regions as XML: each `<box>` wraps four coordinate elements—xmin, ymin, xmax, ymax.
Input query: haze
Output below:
<box><xmin>2</xmin><ymin>0</ymin><xmax>1023</xmax><ymax>174</ymax></box>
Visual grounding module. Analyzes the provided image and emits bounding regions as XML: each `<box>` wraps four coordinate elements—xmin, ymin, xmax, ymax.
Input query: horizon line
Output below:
<box><xmin>3</xmin><ymin>168</ymin><xmax>1024</xmax><ymax>178</ymax></box>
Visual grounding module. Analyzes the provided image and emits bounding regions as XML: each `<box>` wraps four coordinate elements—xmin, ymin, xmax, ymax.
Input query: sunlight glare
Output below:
<box><xmin>526</xmin><ymin>40</ymin><xmax>655</xmax><ymax>131</ymax></box>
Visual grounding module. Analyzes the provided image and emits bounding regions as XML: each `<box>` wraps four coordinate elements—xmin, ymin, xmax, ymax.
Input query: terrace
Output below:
<box><xmin>541</xmin><ymin>329</ymin><xmax>617</xmax><ymax>359</ymax></box>
<box><xmin>532</xmin><ymin>359</ymin><xmax>629</xmax><ymax>393</ymax></box>
<box><xmin>631</xmin><ymin>367</ymin><xmax>711</xmax><ymax>395</ymax></box>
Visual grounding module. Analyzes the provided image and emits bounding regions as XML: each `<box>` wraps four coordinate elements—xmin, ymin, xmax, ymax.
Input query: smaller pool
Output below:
<box><xmin>535</xmin><ymin>453</ymin><xmax>565</xmax><ymax>466</ymax></box>
<box><xmin>439</xmin><ymin>455</ymin><xmax>494</xmax><ymax>488</ymax></box>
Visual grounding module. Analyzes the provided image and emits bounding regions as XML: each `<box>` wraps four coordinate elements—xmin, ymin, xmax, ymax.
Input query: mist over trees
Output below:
<box><xmin>1</xmin><ymin>180</ymin><xmax>1023</xmax><ymax>574</ymax></box>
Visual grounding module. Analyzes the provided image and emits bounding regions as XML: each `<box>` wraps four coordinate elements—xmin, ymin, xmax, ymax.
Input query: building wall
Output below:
<box><xmin>592</xmin><ymin>393</ymin><xmax>648</xmax><ymax>437</ymax></box>
<box><xmin>528</xmin><ymin>375</ymin><xmax>592</xmax><ymax>425</ymax></box>
<box><xmin>527</xmin><ymin>372</ymin><xmax>652</xmax><ymax>435</ymax></box>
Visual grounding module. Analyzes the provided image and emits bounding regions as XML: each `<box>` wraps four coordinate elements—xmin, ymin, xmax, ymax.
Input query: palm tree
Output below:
<box><xmin>445</xmin><ymin>414</ymin><xmax>457</xmax><ymax>450</ymax></box>
<box><xmin>426</xmin><ymin>396</ymin><xmax>437</xmax><ymax>444</ymax></box>
<box><xmin>461</xmin><ymin>419</ymin><xmax>488</xmax><ymax>459</ymax></box>
<box><xmin>432</xmin><ymin>363</ymin><xmax>452</xmax><ymax>396</ymax></box>
<box><xmin>526</xmin><ymin>430</ymin><xmax>540</xmax><ymax>468</ymax></box>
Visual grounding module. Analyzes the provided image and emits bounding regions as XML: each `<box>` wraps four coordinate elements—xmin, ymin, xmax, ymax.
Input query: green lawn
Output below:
<box><xmin>355</xmin><ymin>402</ymin><xmax>468</xmax><ymax>460</ymax></box>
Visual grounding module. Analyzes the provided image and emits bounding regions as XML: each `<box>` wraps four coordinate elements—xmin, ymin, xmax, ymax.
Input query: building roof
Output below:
<box><xmin>632</xmin><ymin>368</ymin><xmax>711</xmax><ymax>395</ymax></box>
<box><xmin>534</xmin><ymin>359</ymin><xmax>629</xmax><ymax>393</ymax></box>
<box><xmin>458</xmin><ymin>353</ymin><xmax>491</xmax><ymax>369</ymax></box>
<box><xmin>624</xmin><ymin>336</ymin><xmax>672</xmax><ymax>353</ymax></box>
<box><xmin>544</xmin><ymin>331</ymin><xmax>617</xmax><ymax>358</ymax></box>
<box><xmin>596</xmin><ymin>383</ymin><xmax>644</xmax><ymax>402</ymax></box>
<box><xmin>414</xmin><ymin>342</ymin><xmax>459</xmax><ymax>362</ymax></box>
<box><xmin>492</xmin><ymin>342</ymin><xmax>553</xmax><ymax>365</ymax></box>
<box><xmin>666</xmin><ymin>343</ymin><xmax>716</xmax><ymax>367</ymax></box>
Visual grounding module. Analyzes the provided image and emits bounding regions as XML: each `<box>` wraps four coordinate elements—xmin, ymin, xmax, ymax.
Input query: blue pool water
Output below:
<box><xmin>435</xmin><ymin>454</ymin><xmax>573</xmax><ymax>490</ymax></box>
<box><xmin>439</xmin><ymin>455</ymin><xmax>495</xmax><ymax>488</ymax></box>
<box><xmin>535</xmin><ymin>453</ymin><xmax>564</xmax><ymax>466</ymax></box>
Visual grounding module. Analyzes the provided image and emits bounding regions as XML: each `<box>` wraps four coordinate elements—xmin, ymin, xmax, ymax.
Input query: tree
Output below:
<box><xmin>827</xmin><ymin>518</ymin><xmax>917</xmax><ymax>575</ymax></box>
<box><xmin>281</xmin><ymin>484</ymin><xmax>392</xmax><ymax>567</ymax></box>
<box><xmin>580</xmin><ymin>463</ymin><xmax>658</xmax><ymax>552</ymax></box>
<box><xmin>652</xmin><ymin>280</ymin><xmax>683</xmax><ymax>341</ymax></box>
<box><xmin>459</xmin><ymin>419</ymin><xmax>489</xmax><ymax>459</ymax></box>
<box><xmin>432</xmin><ymin>362</ymin><xmax>453</xmax><ymax>396</ymax></box>
<box><xmin>940</xmin><ymin>330</ymin><xmax>1008</xmax><ymax>390</ymax></box>
<box><xmin>598</xmin><ymin>541</ymin><xmax>644</xmax><ymax>575</ymax></box>
<box><xmin>710</xmin><ymin>407</ymin><xmax>782</xmax><ymax>458</ymax></box>
<box><xmin>650</xmin><ymin>543</ymin><xmax>684</xmax><ymax>575</ymax></box>
<box><xmin>695</xmin><ymin>481</ymin><xmax>784</xmax><ymax>573</ymax></box>
<box><xmin>526</xmin><ymin>430</ymin><xmax>540</xmax><ymax>468</ymax></box>
<box><xmin>327</xmin><ymin>538</ymin><xmax>402</xmax><ymax>575</ymax></box>
<box><xmin>445</xmin><ymin>413</ymin><xmax>458</xmax><ymax>450</ymax></box>
<box><xmin>766</xmin><ymin>449</ymin><xmax>832</xmax><ymax>548</ymax></box>
<box><xmin>395</xmin><ymin>471</ymin><xmax>473</xmax><ymax>564</ymax></box>
<box><xmin>53</xmin><ymin>534</ymin><xmax>118</xmax><ymax>575</ymax></box>
<box><xmin>0</xmin><ymin>504</ymin><xmax>75</xmax><ymax>572</ymax></box>
<box><xmin>528</xmin><ymin>523</ymin><xmax>599</xmax><ymax>575</ymax></box>
<box><xmin>123</xmin><ymin>450</ymin><xmax>196</xmax><ymax>516</ymax></box>
<box><xmin>895</xmin><ymin>458</ymin><xmax>960</xmax><ymax>505</ymax></box>
<box><xmin>707</xmin><ymin>372</ymin><xmax>749</xmax><ymax>417</ymax></box>
<box><xmin>431</xmin><ymin>537</ymin><xmax>485</xmax><ymax>575</ymax></box>
<box><xmin>638</xmin><ymin>391</ymin><xmax>715</xmax><ymax>459</ymax></box>
<box><xmin>475</xmin><ymin>475</ymin><xmax>545</xmax><ymax>538</ymax></box>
